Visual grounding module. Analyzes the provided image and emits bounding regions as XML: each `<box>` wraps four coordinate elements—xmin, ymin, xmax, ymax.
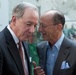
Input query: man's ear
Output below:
<box><xmin>58</xmin><ymin>24</ymin><xmax>63</xmax><ymax>31</ymax></box>
<box><xmin>11</xmin><ymin>16</ymin><xmax>17</xmax><ymax>25</ymax></box>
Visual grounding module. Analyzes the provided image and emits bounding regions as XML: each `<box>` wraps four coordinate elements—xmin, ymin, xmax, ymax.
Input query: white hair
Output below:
<box><xmin>12</xmin><ymin>2</ymin><xmax>38</xmax><ymax>18</ymax></box>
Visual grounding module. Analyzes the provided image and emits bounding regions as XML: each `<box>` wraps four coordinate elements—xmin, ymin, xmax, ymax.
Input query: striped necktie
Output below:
<box><xmin>18</xmin><ymin>41</ymin><xmax>28</xmax><ymax>75</ymax></box>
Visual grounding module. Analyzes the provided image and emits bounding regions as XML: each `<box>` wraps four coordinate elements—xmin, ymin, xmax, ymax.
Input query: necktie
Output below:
<box><xmin>18</xmin><ymin>41</ymin><xmax>28</xmax><ymax>75</ymax></box>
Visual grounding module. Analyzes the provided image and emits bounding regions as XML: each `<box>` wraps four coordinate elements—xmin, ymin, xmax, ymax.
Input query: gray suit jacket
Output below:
<box><xmin>37</xmin><ymin>37</ymin><xmax>76</xmax><ymax>75</ymax></box>
<box><xmin>0</xmin><ymin>27</ymin><xmax>31</xmax><ymax>75</ymax></box>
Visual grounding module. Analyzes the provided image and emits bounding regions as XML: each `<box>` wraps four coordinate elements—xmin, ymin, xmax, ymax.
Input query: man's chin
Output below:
<box><xmin>43</xmin><ymin>37</ymin><xmax>47</xmax><ymax>41</ymax></box>
<box><xmin>22</xmin><ymin>38</ymin><xmax>28</xmax><ymax>41</ymax></box>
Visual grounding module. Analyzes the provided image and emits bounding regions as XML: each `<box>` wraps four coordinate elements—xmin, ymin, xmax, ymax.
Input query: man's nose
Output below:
<box><xmin>30</xmin><ymin>25</ymin><xmax>35</xmax><ymax>33</ymax></box>
<box><xmin>38</xmin><ymin>26</ymin><xmax>42</xmax><ymax>32</ymax></box>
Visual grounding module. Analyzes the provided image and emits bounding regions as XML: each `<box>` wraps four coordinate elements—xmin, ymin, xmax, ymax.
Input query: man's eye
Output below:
<box><xmin>34</xmin><ymin>24</ymin><xmax>36</xmax><ymax>27</ymax></box>
<box><xmin>27</xmin><ymin>23</ymin><xmax>32</xmax><ymax>26</ymax></box>
<box><xmin>40</xmin><ymin>23</ymin><xmax>44</xmax><ymax>27</ymax></box>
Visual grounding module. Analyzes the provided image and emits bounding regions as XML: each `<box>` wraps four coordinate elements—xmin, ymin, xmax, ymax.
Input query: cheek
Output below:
<box><xmin>23</xmin><ymin>29</ymin><xmax>29</xmax><ymax>35</ymax></box>
<box><xmin>22</xmin><ymin>26</ymin><xmax>29</xmax><ymax>31</ymax></box>
<box><xmin>47</xmin><ymin>30</ymin><xmax>53</xmax><ymax>38</ymax></box>
<box><xmin>47</xmin><ymin>29</ymin><xmax>51</xmax><ymax>34</ymax></box>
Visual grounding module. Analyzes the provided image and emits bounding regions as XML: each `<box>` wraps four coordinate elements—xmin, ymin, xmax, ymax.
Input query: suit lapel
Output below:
<box><xmin>3</xmin><ymin>27</ymin><xmax>24</xmax><ymax>75</ymax></box>
<box><xmin>53</xmin><ymin>37</ymin><xmax>71</xmax><ymax>75</ymax></box>
<box><xmin>39</xmin><ymin>41</ymin><xmax>47</xmax><ymax>72</ymax></box>
<box><xmin>43</xmin><ymin>45</ymin><xmax>47</xmax><ymax>72</ymax></box>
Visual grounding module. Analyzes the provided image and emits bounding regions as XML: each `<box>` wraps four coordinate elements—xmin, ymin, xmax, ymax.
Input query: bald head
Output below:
<box><xmin>39</xmin><ymin>10</ymin><xmax>65</xmax><ymax>44</ymax></box>
<box><xmin>41</xmin><ymin>10</ymin><xmax>65</xmax><ymax>29</ymax></box>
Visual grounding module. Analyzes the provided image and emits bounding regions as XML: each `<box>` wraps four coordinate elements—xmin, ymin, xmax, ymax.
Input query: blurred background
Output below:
<box><xmin>0</xmin><ymin>0</ymin><xmax>76</xmax><ymax>42</ymax></box>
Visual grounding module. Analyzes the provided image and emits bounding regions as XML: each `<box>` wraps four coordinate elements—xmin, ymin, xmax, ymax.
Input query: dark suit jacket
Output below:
<box><xmin>0</xmin><ymin>27</ymin><xmax>31</xmax><ymax>75</ymax></box>
<box><xmin>37</xmin><ymin>37</ymin><xmax>76</xmax><ymax>75</ymax></box>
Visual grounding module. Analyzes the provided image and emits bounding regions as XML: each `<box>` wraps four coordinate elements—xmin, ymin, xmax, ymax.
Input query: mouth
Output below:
<box><xmin>28</xmin><ymin>34</ymin><xmax>34</xmax><ymax>37</ymax></box>
<box><xmin>42</xmin><ymin>33</ymin><xmax>46</xmax><ymax>36</ymax></box>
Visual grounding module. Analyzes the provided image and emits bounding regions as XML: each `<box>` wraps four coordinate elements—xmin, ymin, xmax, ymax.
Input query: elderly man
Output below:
<box><xmin>36</xmin><ymin>10</ymin><xmax>76</xmax><ymax>75</ymax></box>
<box><xmin>0</xmin><ymin>2</ymin><xmax>39</xmax><ymax>75</ymax></box>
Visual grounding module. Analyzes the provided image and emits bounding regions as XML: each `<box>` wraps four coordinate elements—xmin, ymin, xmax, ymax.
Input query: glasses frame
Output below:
<box><xmin>39</xmin><ymin>23</ymin><xmax>56</xmax><ymax>28</ymax></box>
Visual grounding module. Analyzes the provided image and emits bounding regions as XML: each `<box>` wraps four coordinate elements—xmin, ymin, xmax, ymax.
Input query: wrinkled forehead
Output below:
<box><xmin>40</xmin><ymin>10</ymin><xmax>56</xmax><ymax>19</ymax></box>
<box><xmin>22</xmin><ymin>8</ymin><xmax>39</xmax><ymax>19</ymax></box>
<box><xmin>40</xmin><ymin>14</ymin><xmax>53</xmax><ymax>24</ymax></box>
<box><xmin>27</xmin><ymin>8</ymin><xmax>38</xmax><ymax>14</ymax></box>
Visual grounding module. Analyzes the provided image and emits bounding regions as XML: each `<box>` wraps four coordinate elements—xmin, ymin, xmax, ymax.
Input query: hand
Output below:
<box><xmin>32</xmin><ymin>61</ymin><xmax>45</xmax><ymax>75</ymax></box>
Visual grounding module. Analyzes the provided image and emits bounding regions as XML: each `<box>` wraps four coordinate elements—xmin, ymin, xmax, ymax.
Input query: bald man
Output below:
<box><xmin>36</xmin><ymin>10</ymin><xmax>76</xmax><ymax>75</ymax></box>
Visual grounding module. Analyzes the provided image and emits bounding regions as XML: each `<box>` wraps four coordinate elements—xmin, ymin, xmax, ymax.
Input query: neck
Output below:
<box><xmin>49</xmin><ymin>32</ymin><xmax>62</xmax><ymax>46</ymax></box>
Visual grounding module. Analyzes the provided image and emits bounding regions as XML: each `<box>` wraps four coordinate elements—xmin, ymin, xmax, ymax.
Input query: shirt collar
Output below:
<box><xmin>54</xmin><ymin>33</ymin><xmax>64</xmax><ymax>51</ymax></box>
<box><xmin>47</xmin><ymin>33</ymin><xmax>64</xmax><ymax>51</ymax></box>
<box><xmin>7</xmin><ymin>25</ymin><xmax>19</xmax><ymax>44</ymax></box>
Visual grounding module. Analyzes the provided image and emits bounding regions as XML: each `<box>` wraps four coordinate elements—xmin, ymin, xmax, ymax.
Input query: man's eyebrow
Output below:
<box><xmin>26</xmin><ymin>21</ymin><xmax>33</xmax><ymax>23</ymax></box>
<box><xmin>26</xmin><ymin>21</ymin><xmax>37</xmax><ymax>26</ymax></box>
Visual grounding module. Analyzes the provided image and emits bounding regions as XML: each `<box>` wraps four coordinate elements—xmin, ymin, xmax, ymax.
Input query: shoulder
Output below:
<box><xmin>0</xmin><ymin>31</ymin><xmax>5</xmax><ymax>45</ymax></box>
<box><xmin>0</xmin><ymin>31</ymin><xmax>4</xmax><ymax>39</ymax></box>
<box><xmin>37</xmin><ymin>41</ymin><xmax>47</xmax><ymax>47</ymax></box>
<box><xmin>36</xmin><ymin>41</ymin><xmax>47</xmax><ymax>53</ymax></box>
<box><xmin>37</xmin><ymin>41</ymin><xmax>48</xmax><ymax>46</ymax></box>
<box><xmin>62</xmin><ymin>37</ymin><xmax>76</xmax><ymax>54</ymax></box>
<box><xmin>63</xmin><ymin>36</ymin><xmax>76</xmax><ymax>46</ymax></box>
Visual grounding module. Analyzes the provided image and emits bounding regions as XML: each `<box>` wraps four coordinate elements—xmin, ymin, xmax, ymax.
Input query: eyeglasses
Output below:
<box><xmin>39</xmin><ymin>23</ymin><xmax>55</xmax><ymax>28</ymax></box>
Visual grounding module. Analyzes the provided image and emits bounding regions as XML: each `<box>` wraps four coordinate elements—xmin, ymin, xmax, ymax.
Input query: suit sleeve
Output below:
<box><xmin>0</xmin><ymin>47</ymin><xmax>3</xmax><ymax>75</ymax></box>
